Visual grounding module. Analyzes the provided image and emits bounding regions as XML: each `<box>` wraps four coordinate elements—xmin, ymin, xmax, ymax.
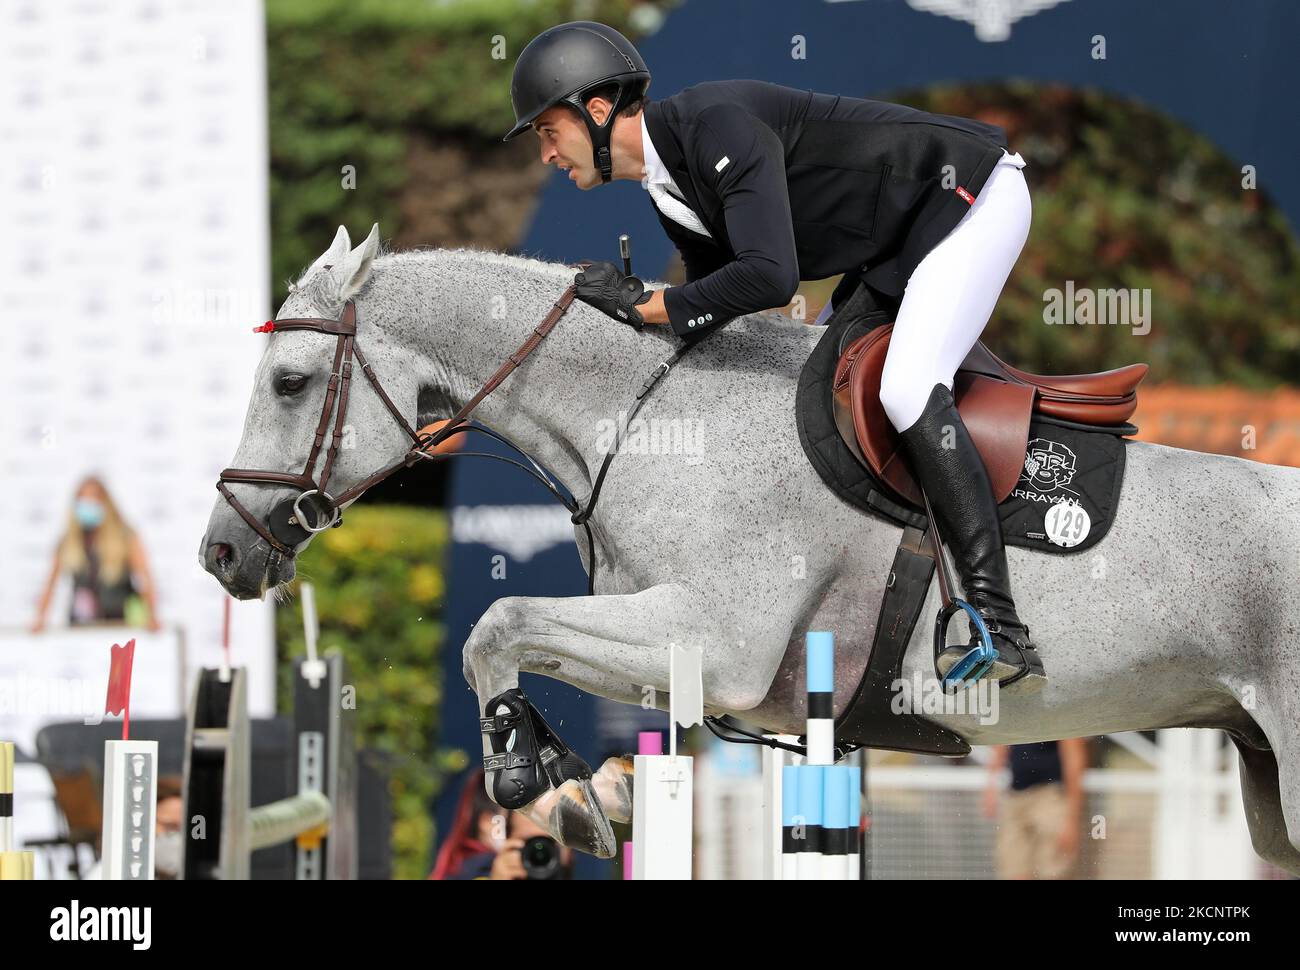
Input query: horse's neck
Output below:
<box><xmin>399</xmin><ymin>262</ymin><xmax>672</xmax><ymax>496</ymax></box>
<box><xmin>383</xmin><ymin>253</ymin><xmax>818</xmax><ymax>497</ymax></box>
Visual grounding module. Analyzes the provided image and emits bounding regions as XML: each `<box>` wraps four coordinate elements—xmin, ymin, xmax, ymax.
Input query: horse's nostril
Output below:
<box><xmin>207</xmin><ymin>541</ymin><xmax>237</xmax><ymax>574</ymax></box>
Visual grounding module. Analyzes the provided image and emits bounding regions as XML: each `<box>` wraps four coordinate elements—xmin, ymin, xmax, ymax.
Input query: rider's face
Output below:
<box><xmin>533</xmin><ymin>101</ymin><xmax>608</xmax><ymax>190</ymax></box>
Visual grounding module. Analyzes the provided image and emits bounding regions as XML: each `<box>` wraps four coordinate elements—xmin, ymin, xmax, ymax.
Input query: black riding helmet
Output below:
<box><xmin>503</xmin><ymin>21</ymin><xmax>650</xmax><ymax>183</ymax></box>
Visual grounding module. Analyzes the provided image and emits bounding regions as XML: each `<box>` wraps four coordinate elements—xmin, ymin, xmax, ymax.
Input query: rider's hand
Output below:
<box><xmin>574</xmin><ymin>261</ymin><xmax>651</xmax><ymax>330</ymax></box>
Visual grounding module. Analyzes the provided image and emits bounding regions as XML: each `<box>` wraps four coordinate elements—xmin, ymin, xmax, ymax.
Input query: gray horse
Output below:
<box><xmin>201</xmin><ymin>225</ymin><xmax>1300</xmax><ymax>874</ymax></box>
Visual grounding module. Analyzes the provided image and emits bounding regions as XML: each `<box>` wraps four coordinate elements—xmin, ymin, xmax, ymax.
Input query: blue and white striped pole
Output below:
<box><xmin>781</xmin><ymin>764</ymin><xmax>799</xmax><ymax>880</ymax></box>
<box><xmin>847</xmin><ymin>764</ymin><xmax>862</xmax><ymax>880</ymax></box>
<box><xmin>795</xmin><ymin>762</ymin><xmax>824</xmax><ymax>879</ymax></box>
<box><xmin>823</xmin><ymin>765</ymin><xmax>851</xmax><ymax>880</ymax></box>
<box><xmin>805</xmin><ymin>631</ymin><xmax>835</xmax><ymax>767</ymax></box>
<box><xmin>766</xmin><ymin>633</ymin><xmax>862</xmax><ymax>880</ymax></box>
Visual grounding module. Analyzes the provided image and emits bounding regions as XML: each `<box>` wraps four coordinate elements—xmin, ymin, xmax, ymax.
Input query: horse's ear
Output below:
<box><xmin>300</xmin><ymin>226</ymin><xmax>352</xmax><ymax>282</ymax></box>
<box><xmin>337</xmin><ymin>223</ymin><xmax>381</xmax><ymax>302</ymax></box>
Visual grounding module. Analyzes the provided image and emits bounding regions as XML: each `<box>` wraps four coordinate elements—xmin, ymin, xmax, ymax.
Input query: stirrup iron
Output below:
<box><xmin>934</xmin><ymin>599</ymin><xmax>1000</xmax><ymax>691</ymax></box>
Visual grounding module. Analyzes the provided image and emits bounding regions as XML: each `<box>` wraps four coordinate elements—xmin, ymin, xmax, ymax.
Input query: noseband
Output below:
<box><xmin>218</xmin><ymin>289</ymin><xmax>578</xmax><ymax>559</ymax></box>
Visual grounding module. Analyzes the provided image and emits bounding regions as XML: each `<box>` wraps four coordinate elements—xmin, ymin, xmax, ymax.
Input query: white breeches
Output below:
<box><xmin>814</xmin><ymin>151</ymin><xmax>1032</xmax><ymax>433</ymax></box>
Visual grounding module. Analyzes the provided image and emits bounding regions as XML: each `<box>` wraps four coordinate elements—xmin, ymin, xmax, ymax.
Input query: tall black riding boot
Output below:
<box><xmin>896</xmin><ymin>383</ymin><xmax>1046</xmax><ymax>689</ymax></box>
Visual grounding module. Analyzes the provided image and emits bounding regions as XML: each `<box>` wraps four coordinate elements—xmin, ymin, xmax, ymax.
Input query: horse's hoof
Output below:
<box><xmin>591</xmin><ymin>754</ymin><xmax>635</xmax><ymax>824</ymax></box>
<box><xmin>518</xmin><ymin>777</ymin><xmax>618</xmax><ymax>858</ymax></box>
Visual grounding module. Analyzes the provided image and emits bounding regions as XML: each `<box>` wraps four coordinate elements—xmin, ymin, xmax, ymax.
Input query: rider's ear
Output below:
<box><xmin>337</xmin><ymin>223</ymin><xmax>381</xmax><ymax>303</ymax></box>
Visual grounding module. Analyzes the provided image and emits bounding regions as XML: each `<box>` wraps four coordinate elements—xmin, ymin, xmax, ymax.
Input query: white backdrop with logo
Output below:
<box><xmin>0</xmin><ymin>0</ymin><xmax>276</xmax><ymax>738</ymax></box>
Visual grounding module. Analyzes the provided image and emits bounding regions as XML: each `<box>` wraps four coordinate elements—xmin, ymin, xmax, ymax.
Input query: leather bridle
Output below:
<box><xmin>218</xmin><ymin>287</ymin><xmax>579</xmax><ymax>560</ymax></box>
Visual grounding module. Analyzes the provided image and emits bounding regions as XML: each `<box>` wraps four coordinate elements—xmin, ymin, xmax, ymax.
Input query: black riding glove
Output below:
<box><xmin>574</xmin><ymin>261</ymin><xmax>652</xmax><ymax>330</ymax></box>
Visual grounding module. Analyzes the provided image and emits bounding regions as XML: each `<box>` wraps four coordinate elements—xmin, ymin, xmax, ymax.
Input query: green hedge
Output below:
<box><xmin>266</xmin><ymin>0</ymin><xmax>673</xmax><ymax>296</ymax></box>
<box><xmin>273</xmin><ymin>505</ymin><xmax>453</xmax><ymax>879</ymax></box>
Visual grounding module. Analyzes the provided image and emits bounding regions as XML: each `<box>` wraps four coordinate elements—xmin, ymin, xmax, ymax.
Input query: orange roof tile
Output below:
<box><xmin>1133</xmin><ymin>384</ymin><xmax>1300</xmax><ymax>467</ymax></box>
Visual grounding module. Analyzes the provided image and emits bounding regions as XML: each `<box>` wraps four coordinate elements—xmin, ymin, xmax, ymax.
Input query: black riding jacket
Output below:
<box><xmin>641</xmin><ymin>79</ymin><xmax>1010</xmax><ymax>337</ymax></box>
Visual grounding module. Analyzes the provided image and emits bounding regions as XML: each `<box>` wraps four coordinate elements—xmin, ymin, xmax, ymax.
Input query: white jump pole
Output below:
<box><xmin>630</xmin><ymin>643</ymin><xmax>700</xmax><ymax>880</ymax></box>
<box><xmin>760</xmin><ymin>735</ymin><xmax>801</xmax><ymax>880</ymax></box>
<box><xmin>101</xmin><ymin>739</ymin><xmax>159</xmax><ymax>879</ymax></box>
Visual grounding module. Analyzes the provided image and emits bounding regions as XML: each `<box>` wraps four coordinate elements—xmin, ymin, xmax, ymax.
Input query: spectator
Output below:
<box><xmin>82</xmin><ymin>776</ymin><xmax>184</xmax><ymax>879</ymax></box>
<box><xmin>429</xmin><ymin>769</ymin><xmax>572</xmax><ymax>880</ymax></box>
<box><xmin>31</xmin><ymin>476</ymin><xmax>160</xmax><ymax>632</ymax></box>
<box><xmin>154</xmin><ymin>778</ymin><xmax>184</xmax><ymax>879</ymax></box>
<box><xmin>983</xmin><ymin>738</ymin><xmax>1087</xmax><ymax>879</ymax></box>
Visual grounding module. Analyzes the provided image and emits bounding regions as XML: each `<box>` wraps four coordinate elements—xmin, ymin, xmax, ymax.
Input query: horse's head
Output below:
<box><xmin>200</xmin><ymin>223</ymin><xmax>421</xmax><ymax>598</ymax></box>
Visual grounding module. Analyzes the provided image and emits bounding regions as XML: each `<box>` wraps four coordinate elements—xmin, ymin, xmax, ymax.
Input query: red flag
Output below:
<box><xmin>104</xmin><ymin>639</ymin><xmax>136</xmax><ymax>740</ymax></box>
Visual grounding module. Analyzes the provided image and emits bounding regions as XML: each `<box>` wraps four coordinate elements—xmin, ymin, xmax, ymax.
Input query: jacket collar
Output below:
<box><xmin>641</xmin><ymin>100</ymin><xmax>723</xmax><ymax>241</ymax></box>
<box><xmin>640</xmin><ymin>114</ymin><xmax>677</xmax><ymax>189</ymax></box>
<box><xmin>642</xmin><ymin>100</ymin><xmax>685</xmax><ymax>172</ymax></box>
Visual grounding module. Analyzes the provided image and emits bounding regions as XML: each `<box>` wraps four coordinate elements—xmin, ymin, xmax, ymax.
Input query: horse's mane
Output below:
<box><xmin>287</xmin><ymin>242</ymin><xmax>801</xmax><ymax>336</ymax></box>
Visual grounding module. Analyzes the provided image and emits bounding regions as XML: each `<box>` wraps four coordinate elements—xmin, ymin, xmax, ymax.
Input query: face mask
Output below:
<box><xmin>75</xmin><ymin>499</ymin><xmax>105</xmax><ymax>529</ymax></box>
<box><xmin>154</xmin><ymin>830</ymin><xmax>182</xmax><ymax>877</ymax></box>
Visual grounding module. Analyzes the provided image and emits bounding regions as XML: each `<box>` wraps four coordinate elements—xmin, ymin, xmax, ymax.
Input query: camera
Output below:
<box><xmin>520</xmin><ymin>835</ymin><xmax>564</xmax><ymax>880</ymax></box>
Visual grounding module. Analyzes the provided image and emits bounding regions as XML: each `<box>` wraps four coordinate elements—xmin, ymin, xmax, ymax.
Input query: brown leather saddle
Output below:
<box><xmin>830</xmin><ymin>324</ymin><xmax>1149</xmax><ymax>507</ymax></box>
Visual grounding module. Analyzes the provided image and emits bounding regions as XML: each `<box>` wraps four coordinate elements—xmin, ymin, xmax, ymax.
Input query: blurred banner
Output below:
<box><xmin>0</xmin><ymin>626</ymin><xmax>184</xmax><ymax>753</ymax></box>
<box><xmin>0</xmin><ymin>0</ymin><xmax>275</xmax><ymax>715</ymax></box>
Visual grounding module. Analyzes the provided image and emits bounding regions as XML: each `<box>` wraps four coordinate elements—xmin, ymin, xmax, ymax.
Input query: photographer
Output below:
<box><xmin>430</xmin><ymin>770</ymin><xmax>573</xmax><ymax>880</ymax></box>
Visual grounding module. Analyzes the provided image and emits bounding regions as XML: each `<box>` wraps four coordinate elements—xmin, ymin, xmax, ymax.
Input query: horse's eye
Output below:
<box><xmin>277</xmin><ymin>374</ymin><xmax>308</xmax><ymax>396</ymax></box>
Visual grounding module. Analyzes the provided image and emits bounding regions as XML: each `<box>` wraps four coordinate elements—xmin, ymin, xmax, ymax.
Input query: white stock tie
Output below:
<box><xmin>646</xmin><ymin>181</ymin><xmax>713</xmax><ymax>239</ymax></box>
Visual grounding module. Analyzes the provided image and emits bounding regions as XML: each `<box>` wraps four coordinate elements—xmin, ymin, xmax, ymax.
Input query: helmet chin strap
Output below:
<box><xmin>584</xmin><ymin>116</ymin><xmax>615</xmax><ymax>183</ymax></box>
<box><xmin>576</xmin><ymin>80</ymin><xmax>637</xmax><ymax>184</ymax></box>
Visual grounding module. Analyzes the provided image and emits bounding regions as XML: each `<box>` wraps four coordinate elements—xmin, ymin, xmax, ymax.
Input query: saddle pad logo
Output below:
<box><xmin>1020</xmin><ymin>437</ymin><xmax>1078</xmax><ymax>494</ymax></box>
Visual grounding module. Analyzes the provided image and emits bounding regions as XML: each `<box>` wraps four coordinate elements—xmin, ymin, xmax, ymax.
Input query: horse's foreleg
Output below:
<box><xmin>461</xmin><ymin>583</ymin><xmax>769</xmax><ymax>857</ymax></box>
<box><xmin>463</xmin><ymin>582</ymin><xmax>771</xmax><ymax>715</ymax></box>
